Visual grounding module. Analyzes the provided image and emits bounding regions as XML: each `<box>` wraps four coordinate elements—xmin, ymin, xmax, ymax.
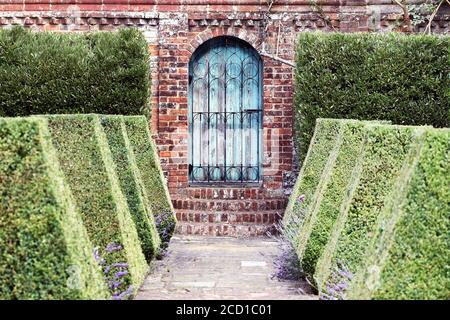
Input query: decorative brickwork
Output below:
<box><xmin>1</xmin><ymin>0</ymin><xmax>448</xmax><ymax>236</ymax></box>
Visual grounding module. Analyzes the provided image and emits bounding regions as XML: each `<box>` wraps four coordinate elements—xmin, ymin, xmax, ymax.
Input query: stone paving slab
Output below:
<box><xmin>135</xmin><ymin>235</ymin><xmax>317</xmax><ymax>300</ymax></box>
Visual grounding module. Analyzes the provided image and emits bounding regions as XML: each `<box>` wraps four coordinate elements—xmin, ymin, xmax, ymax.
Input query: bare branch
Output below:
<box><xmin>424</xmin><ymin>0</ymin><xmax>445</xmax><ymax>34</ymax></box>
<box><xmin>260</xmin><ymin>52</ymin><xmax>295</xmax><ymax>67</ymax></box>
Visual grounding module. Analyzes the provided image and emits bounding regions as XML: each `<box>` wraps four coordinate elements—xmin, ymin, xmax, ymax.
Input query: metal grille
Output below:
<box><xmin>188</xmin><ymin>36</ymin><xmax>263</xmax><ymax>184</ymax></box>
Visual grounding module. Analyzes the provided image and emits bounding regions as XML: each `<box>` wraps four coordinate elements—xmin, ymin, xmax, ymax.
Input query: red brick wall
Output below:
<box><xmin>1</xmin><ymin>0</ymin><xmax>448</xmax><ymax>235</ymax></box>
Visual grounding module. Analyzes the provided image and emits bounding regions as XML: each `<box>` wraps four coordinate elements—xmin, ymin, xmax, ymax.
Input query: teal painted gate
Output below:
<box><xmin>188</xmin><ymin>36</ymin><xmax>263</xmax><ymax>183</ymax></box>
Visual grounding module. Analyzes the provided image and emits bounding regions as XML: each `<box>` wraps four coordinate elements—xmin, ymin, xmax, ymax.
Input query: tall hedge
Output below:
<box><xmin>283</xmin><ymin>118</ymin><xmax>341</xmax><ymax>247</ymax></box>
<box><xmin>348</xmin><ymin>128</ymin><xmax>449</xmax><ymax>300</ymax></box>
<box><xmin>123</xmin><ymin>116</ymin><xmax>176</xmax><ymax>245</ymax></box>
<box><xmin>100</xmin><ymin>115</ymin><xmax>161</xmax><ymax>262</ymax></box>
<box><xmin>0</xmin><ymin>117</ymin><xmax>108</xmax><ymax>299</ymax></box>
<box><xmin>46</xmin><ymin>115</ymin><xmax>147</xmax><ymax>297</ymax></box>
<box><xmin>0</xmin><ymin>27</ymin><xmax>150</xmax><ymax>117</ymax></box>
<box><xmin>299</xmin><ymin>120</ymin><xmax>368</xmax><ymax>286</ymax></box>
<box><xmin>319</xmin><ymin>125</ymin><xmax>422</xmax><ymax>297</ymax></box>
<box><xmin>294</xmin><ymin>32</ymin><xmax>450</xmax><ymax>162</ymax></box>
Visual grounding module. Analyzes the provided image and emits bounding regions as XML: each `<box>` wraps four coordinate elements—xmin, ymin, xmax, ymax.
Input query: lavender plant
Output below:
<box><xmin>93</xmin><ymin>242</ymin><xmax>134</xmax><ymax>300</ymax></box>
<box><xmin>154</xmin><ymin>208</ymin><xmax>176</xmax><ymax>255</ymax></box>
<box><xmin>269</xmin><ymin>195</ymin><xmax>306</xmax><ymax>281</ymax></box>
<box><xmin>319</xmin><ymin>260</ymin><xmax>354</xmax><ymax>300</ymax></box>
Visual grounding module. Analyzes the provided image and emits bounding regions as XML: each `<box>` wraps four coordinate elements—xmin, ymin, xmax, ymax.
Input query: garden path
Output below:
<box><xmin>135</xmin><ymin>235</ymin><xmax>317</xmax><ymax>300</ymax></box>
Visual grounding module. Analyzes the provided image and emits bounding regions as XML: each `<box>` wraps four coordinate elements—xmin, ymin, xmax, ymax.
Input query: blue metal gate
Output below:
<box><xmin>188</xmin><ymin>36</ymin><xmax>263</xmax><ymax>183</ymax></box>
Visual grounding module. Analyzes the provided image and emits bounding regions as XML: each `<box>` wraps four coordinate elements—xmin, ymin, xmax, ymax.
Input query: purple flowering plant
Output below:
<box><xmin>268</xmin><ymin>194</ymin><xmax>307</xmax><ymax>281</ymax></box>
<box><xmin>320</xmin><ymin>260</ymin><xmax>354</xmax><ymax>300</ymax></box>
<box><xmin>93</xmin><ymin>242</ymin><xmax>133</xmax><ymax>300</ymax></box>
<box><xmin>154</xmin><ymin>208</ymin><xmax>176</xmax><ymax>255</ymax></box>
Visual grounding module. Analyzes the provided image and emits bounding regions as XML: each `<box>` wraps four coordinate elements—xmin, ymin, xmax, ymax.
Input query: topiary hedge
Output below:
<box><xmin>0</xmin><ymin>117</ymin><xmax>108</xmax><ymax>299</ymax></box>
<box><xmin>283</xmin><ymin>118</ymin><xmax>342</xmax><ymax>247</ymax></box>
<box><xmin>294</xmin><ymin>32</ymin><xmax>450</xmax><ymax>163</ymax></box>
<box><xmin>0</xmin><ymin>27</ymin><xmax>150</xmax><ymax>117</ymax></box>
<box><xmin>299</xmin><ymin>120</ymin><xmax>368</xmax><ymax>286</ymax></box>
<box><xmin>100</xmin><ymin>115</ymin><xmax>161</xmax><ymax>262</ymax></box>
<box><xmin>123</xmin><ymin>116</ymin><xmax>176</xmax><ymax>246</ymax></box>
<box><xmin>348</xmin><ymin>128</ymin><xmax>449</xmax><ymax>300</ymax></box>
<box><xmin>46</xmin><ymin>115</ymin><xmax>148</xmax><ymax>298</ymax></box>
<box><xmin>320</xmin><ymin>125</ymin><xmax>420</xmax><ymax>298</ymax></box>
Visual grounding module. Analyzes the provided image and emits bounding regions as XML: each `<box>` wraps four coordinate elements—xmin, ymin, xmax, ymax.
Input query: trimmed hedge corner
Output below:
<box><xmin>100</xmin><ymin>115</ymin><xmax>161</xmax><ymax>262</ymax></box>
<box><xmin>0</xmin><ymin>27</ymin><xmax>150</xmax><ymax>117</ymax></box>
<box><xmin>0</xmin><ymin>117</ymin><xmax>108</xmax><ymax>299</ymax></box>
<box><xmin>299</xmin><ymin>120</ymin><xmax>368</xmax><ymax>285</ymax></box>
<box><xmin>294</xmin><ymin>32</ymin><xmax>450</xmax><ymax>163</ymax></box>
<box><xmin>283</xmin><ymin>118</ymin><xmax>342</xmax><ymax>247</ymax></box>
<box><xmin>286</xmin><ymin>118</ymin><xmax>448</xmax><ymax>299</ymax></box>
<box><xmin>320</xmin><ymin>125</ymin><xmax>419</xmax><ymax>297</ymax></box>
<box><xmin>46</xmin><ymin>115</ymin><xmax>148</xmax><ymax>297</ymax></box>
<box><xmin>348</xmin><ymin>128</ymin><xmax>449</xmax><ymax>300</ymax></box>
<box><xmin>123</xmin><ymin>116</ymin><xmax>176</xmax><ymax>246</ymax></box>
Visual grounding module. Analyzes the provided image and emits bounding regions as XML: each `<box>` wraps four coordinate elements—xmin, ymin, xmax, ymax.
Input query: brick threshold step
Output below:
<box><xmin>172</xmin><ymin>198</ymin><xmax>288</xmax><ymax>211</ymax></box>
<box><xmin>175</xmin><ymin>222</ymin><xmax>278</xmax><ymax>237</ymax></box>
<box><xmin>175</xmin><ymin>210</ymin><xmax>282</xmax><ymax>224</ymax></box>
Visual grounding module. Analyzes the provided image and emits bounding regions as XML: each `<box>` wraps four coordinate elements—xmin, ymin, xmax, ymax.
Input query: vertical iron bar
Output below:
<box><xmin>207</xmin><ymin>42</ymin><xmax>210</xmax><ymax>183</ymax></box>
<box><xmin>240</xmin><ymin>40</ymin><xmax>244</xmax><ymax>183</ymax></box>
<box><xmin>224</xmin><ymin>38</ymin><xmax>227</xmax><ymax>182</ymax></box>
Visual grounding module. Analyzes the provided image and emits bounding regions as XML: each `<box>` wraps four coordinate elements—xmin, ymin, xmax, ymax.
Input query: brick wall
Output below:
<box><xmin>1</xmin><ymin>0</ymin><xmax>448</xmax><ymax>236</ymax></box>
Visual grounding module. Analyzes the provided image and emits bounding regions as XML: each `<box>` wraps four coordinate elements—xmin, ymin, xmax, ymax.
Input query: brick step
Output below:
<box><xmin>175</xmin><ymin>187</ymin><xmax>284</xmax><ymax>201</ymax></box>
<box><xmin>175</xmin><ymin>210</ymin><xmax>282</xmax><ymax>225</ymax></box>
<box><xmin>175</xmin><ymin>222</ymin><xmax>278</xmax><ymax>237</ymax></box>
<box><xmin>172</xmin><ymin>198</ymin><xmax>288</xmax><ymax>211</ymax></box>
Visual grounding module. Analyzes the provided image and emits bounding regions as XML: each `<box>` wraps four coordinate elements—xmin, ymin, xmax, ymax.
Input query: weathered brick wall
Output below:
<box><xmin>1</xmin><ymin>0</ymin><xmax>448</xmax><ymax>236</ymax></box>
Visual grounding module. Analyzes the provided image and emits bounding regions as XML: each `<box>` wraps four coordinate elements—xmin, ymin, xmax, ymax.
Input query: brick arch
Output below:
<box><xmin>187</xmin><ymin>28</ymin><xmax>261</xmax><ymax>55</ymax></box>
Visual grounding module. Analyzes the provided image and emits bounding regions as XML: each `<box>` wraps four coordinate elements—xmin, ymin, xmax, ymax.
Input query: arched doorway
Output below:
<box><xmin>188</xmin><ymin>36</ymin><xmax>263</xmax><ymax>184</ymax></box>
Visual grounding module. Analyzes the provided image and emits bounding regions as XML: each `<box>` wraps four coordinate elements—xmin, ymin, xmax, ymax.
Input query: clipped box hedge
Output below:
<box><xmin>0</xmin><ymin>117</ymin><xmax>108</xmax><ymax>299</ymax></box>
<box><xmin>348</xmin><ymin>128</ymin><xmax>449</xmax><ymax>300</ymax></box>
<box><xmin>319</xmin><ymin>125</ymin><xmax>420</xmax><ymax>297</ymax></box>
<box><xmin>46</xmin><ymin>115</ymin><xmax>148</xmax><ymax>297</ymax></box>
<box><xmin>123</xmin><ymin>116</ymin><xmax>176</xmax><ymax>245</ymax></box>
<box><xmin>0</xmin><ymin>27</ymin><xmax>150</xmax><ymax>117</ymax></box>
<box><xmin>283</xmin><ymin>118</ymin><xmax>342</xmax><ymax>247</ymax></box>
<box><xmin>298</xmin><ymin>120</ymin><xmax>368</xmax><ymax>285</ymax></box>
<box><xmin>100</xmin><ymin>115</ymin><xmax>161</xmax><ymax>262</ymax></box>
<box><xmin>294</xmin><ymin>32</ymin><xmax>450</xmax><ymax>162</ymax></box>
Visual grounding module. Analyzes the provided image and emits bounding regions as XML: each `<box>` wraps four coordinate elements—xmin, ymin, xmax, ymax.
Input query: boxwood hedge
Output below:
<box><xmin>319</xmin><ymin>125</ymin><xmax>423</xmax><ymax>298</ymax></box>
<box><xmin>123</xmin><ymin>116</ymin><xmax>176</xmax><ymax>245</ymax></box>
<box><xmin>294</xmin><ymin>32</ymin><xmax>450</xmax><ymax>163</ymax></box>
<box><xmin>283</xmin><ymin>118</ymin><xmax>342</xmax><ymax>247</ymax></box>
<box><xmin>348</xmin><ymin>128</ymin><xmax>449</xmax><ymax>300</ymax></box>
<box><xmin>100</xmin><ymin>115</ymin><xmax>161</xmax><ymax>262</ymax></box>
<box><xmin>0</xmin><ymin>117</ymin><xmax>108</xmax><ymax>299</ymax></box>
<box><xmin>298</xmin><ymin>120</ymin><xmax>368</xmax><ymax>286</ymax></box>
<box><xmin>0</xmin><ymin>27</ymin><xmax>150</xmax><ymax>117</ymax></box>
<box><xmin>46</xmin><ymin>115</ymin><xmax>147</xmax><ymax>296</ymax></box>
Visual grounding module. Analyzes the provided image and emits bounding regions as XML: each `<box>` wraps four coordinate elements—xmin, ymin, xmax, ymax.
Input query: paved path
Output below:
<box><xmin>136</xmin><ymin>235</ymin><xmax>317</xmax><ymax>300</ymax></box>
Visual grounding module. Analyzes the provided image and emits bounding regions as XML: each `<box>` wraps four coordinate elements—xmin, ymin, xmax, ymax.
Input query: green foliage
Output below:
<box><xmin>349</xmin><ymin>128</ymin><xmax>450</xmax><ymax>300</ymax></box>
<box><xmin>123</xmin><ymin>116</ymin><xmax>176</xmax><ymax>246</ymax></box>
<box><xmin>283</xmin><ymin>119</ymin><xmax>341</xmax><ymax>247</ymax></box>
<box><xmin>100</xmin><ymin>115</ymin><xmax>161</xmax><ymax>262</ymax></box>
<box><xmin>324</xmin><ymin>125</ymin><xmax>417</xmax><ymax>293</ymax></box>
<box><xmin>0</xmin><ymin>27</ymin><xmax>150</xmax><ymax>117</ymax></box>
<box><xmin>46</xmin><ymin>115</ymin><xmax>147</xmax><ymax>295</ymax></box>
<box><xmin>287</xmin><ymin>118</ymin><xmax>448</xmax><ymax>299</ymax></box>
<box><xmin>300</xmin><ymin>120</ymin><xmax>367</xmax><ymax>285</ymax></box>
<box><xmin>294</xmin><ymin>32</ymin><xmax>450</xmax><ymax>163</ymax></box>
<box><xmin>0</xmin><ymin>117</ymin><xmax>108</xmax><ymax>299</ymax></box>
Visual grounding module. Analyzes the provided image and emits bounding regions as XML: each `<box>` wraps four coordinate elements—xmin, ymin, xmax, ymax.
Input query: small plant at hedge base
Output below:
<box><xmin>154</xmin><ymin>208</ymin><xmax>176</xmax><ymax>256</ymax></box>
<box><xmin>320</xmin><ymin>261</ymin><xmax>354</xmax><ymax>300</ymax></box>
<box><xmin>269</xmin><ymin>196</ymin><xmax>306</xmax><ymax>281</ymax></box>
<box><xmin>94</xmin><ymin>243</ymin><xmax>134</xmax><ymax>300</ymax></box>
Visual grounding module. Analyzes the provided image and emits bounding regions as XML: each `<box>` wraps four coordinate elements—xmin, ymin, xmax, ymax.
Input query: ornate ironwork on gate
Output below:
<box><xmin>188</xmin><ymin>36</ymin><xmax>263</xmax><ymax>184</ymax></box>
